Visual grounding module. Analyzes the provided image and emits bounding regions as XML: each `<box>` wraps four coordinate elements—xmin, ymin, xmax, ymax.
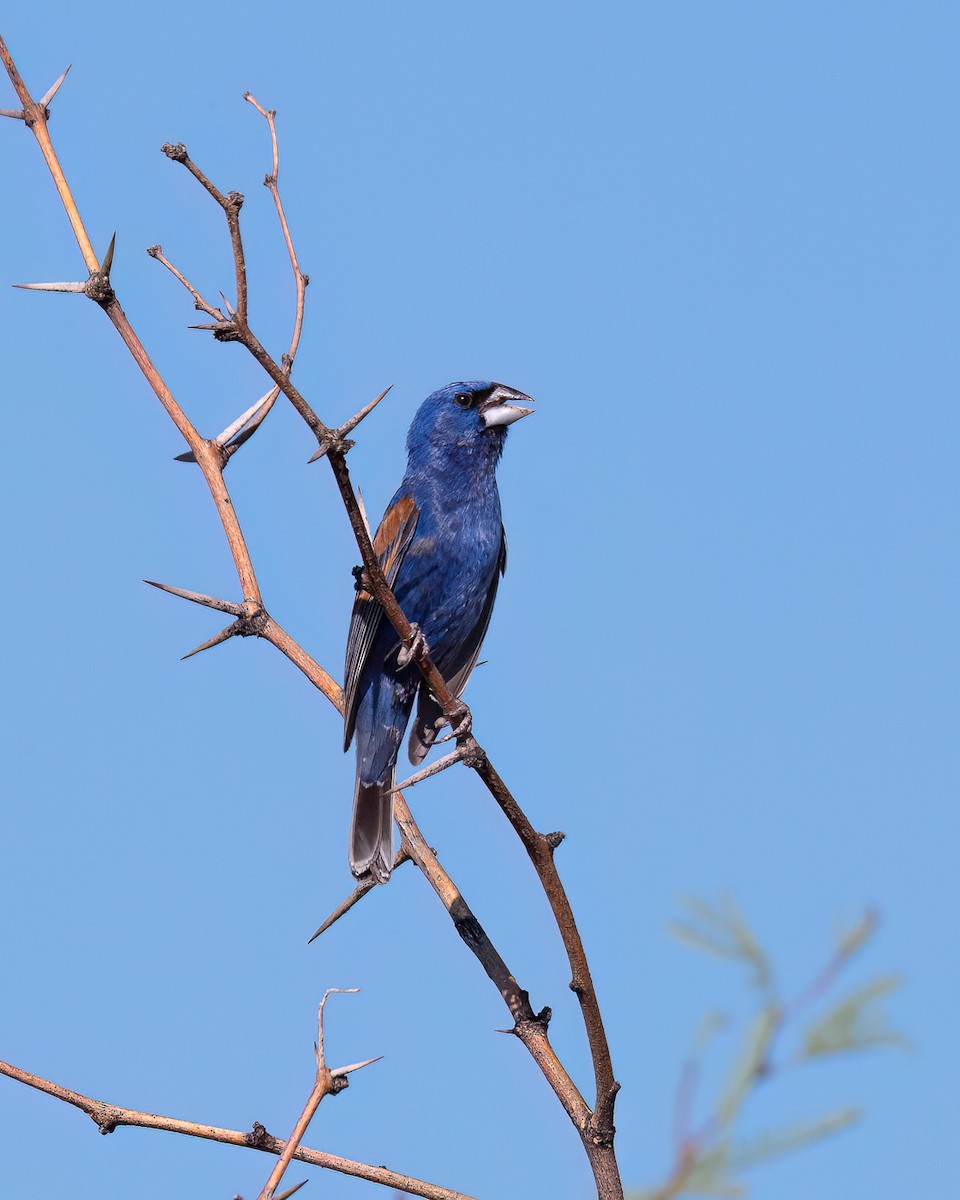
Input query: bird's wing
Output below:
<box><xmin>408</xmin><ymin>525</ymin><xmax>507</xmax><ymax>765</ymax></box>
<box><xmin>343</xmin><ymin>493</ymin><xmax>420</xmax><ymax>750</ymax></box>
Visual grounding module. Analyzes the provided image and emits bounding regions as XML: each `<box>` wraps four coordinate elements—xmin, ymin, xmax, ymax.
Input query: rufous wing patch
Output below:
<box><xmin>374</xmin><ymin>494</ymin><xmax>417</xmax><ymax>580</ymax></box>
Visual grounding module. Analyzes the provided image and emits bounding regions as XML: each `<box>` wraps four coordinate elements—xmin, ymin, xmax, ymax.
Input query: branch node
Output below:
<box><xmin>460</xmin><ymin>738</ymin><xmax>486</xmax><ymax>770</ymax></box>
<box><xmin>91</xmin><ymin>1102</ymin><xmax>120</xmax><ymax>1135</ymax></box>
<box><xmin>246</xmin><ymin>1121</ymin><xmax>275</xmax><ymax>1150</ymax></box>
<box><xmin>306</xmin><ymin>435</ymin><xmax>352</xmax><ymax>463</ymax></box>
<box><xmin>226</xmin><ymin>189</ymin><xmax>245</xmax><ymax>211</ymax></box>
<box><xmin>544</xmin><ymin>830</ymin><xmax>566</xmax><ymax>851</ymax></box>
<box><xmin>509</xmin><ymin>1006</ymin><xmax>553</xmax><ymax>1039</ymax></box>
<box><xmin>161</xmin><ymin>141</ymin><xmax>188</xmax><ymax>162</ymax></box>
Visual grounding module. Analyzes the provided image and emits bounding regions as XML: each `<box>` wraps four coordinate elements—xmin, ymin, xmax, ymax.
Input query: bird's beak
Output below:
<box><xmin>481</xmin><ymin>384</ymin><xmax>535</xmax><ymax>428</ymax></box>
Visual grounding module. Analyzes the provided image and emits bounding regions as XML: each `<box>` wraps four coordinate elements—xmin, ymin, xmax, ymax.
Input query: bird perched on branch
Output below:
<box><xmin>343</xmin><ymin>380</ymin><xmax>534</xmax><ymax>882</ymax></box>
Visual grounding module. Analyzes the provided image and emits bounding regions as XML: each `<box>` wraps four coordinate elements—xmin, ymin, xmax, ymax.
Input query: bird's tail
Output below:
<box><xmin>349</xmin><ymin>770</ymin><xmax>395</xmax><ymax>884</ymax></box>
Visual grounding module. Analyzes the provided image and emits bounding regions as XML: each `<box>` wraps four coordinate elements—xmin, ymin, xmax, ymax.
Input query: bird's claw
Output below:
<box><xmin>436</xmin><ymin>700</ymin><xmax>473</xmax><ymax>744</ymax></box>
<box><xmin>397</xmin><ymin>624</ymin><xmax>426</xmax><ymax>669</ymax></box>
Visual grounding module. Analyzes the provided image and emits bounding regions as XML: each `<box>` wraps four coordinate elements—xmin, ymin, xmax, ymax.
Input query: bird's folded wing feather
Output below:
<box><xmin>343</xmin><ymin>493</ymin><xmax>420</xmax><ymax>749</ymax></box>
<box><xmin>408</xmin><ymin>525</ymin><xmax>507</xmax><ymax>765</ymax></box>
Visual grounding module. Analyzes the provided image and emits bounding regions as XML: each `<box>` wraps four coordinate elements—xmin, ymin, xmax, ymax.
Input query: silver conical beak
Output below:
<box><xmin>481</xmin><ymin>384</ymin><xmax>535</xmax><ymax>428</ymax></box>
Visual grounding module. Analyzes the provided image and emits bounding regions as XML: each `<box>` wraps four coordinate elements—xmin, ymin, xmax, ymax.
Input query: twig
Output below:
<box><xmin>160</xmin><ymin>142</ymin><xmax>248</xmax><ymax>323</ymax></box>
<box><xmin>0</xmin><ymin>1058</ymin><xmax>469</xmax><ymax>1200</ymax></box>
<box><xmin>146</xmin><ymin>243</ymin><xmax>224</xmax><ymax>320</ymax></box>
<box><xmin>256</xmin><ymin>990</ymin><xmax>380</xmax><ymax>1200</ymax></box>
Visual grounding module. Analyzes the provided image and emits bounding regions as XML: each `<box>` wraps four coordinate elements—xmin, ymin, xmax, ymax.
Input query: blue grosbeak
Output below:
<box><xmin>343</xmin><ymin>380</ymin><xmax>534</xmax><ymax>882</ymax></box>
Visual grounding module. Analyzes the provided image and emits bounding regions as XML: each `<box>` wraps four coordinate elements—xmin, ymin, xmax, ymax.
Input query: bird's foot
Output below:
<box><xmin>352</xmin><ymin>564</ymin><xmax>372</xmax><ymax>595</ymax></box>
<box><xmin>436</xmin><ymin>699</ymin><xmax>473</xmax><ymax>744</ymax></box>
<box><xmin>397</xmin><ymin>624</ymin><xmax>427</xmax><ymax>669</ymax></box>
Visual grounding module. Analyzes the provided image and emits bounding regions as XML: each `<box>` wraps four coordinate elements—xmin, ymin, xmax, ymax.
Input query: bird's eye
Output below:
<box><xmin>453</xmin><ymin>392</ymin><xmax>472</xmax><ymax>408</ymax></box>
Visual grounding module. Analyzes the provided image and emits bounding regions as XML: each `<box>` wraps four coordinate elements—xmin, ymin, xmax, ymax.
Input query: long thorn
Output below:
<box><xmin>330</xmin><ymin>1056</ymin><xmax>383</xmax><ymax>1079</ymax></box>
<box><xmin>175</xmin><ymin>388</ymin><xmax>277</xmax><ymax>463</ymax></box>
<box><xmin>144</xmin><ymin>580</ymin><xmax>244</xmax><ymax>615</ymax></box>
<box><xmin>0</xmin><ymin>107</ymin><xmax>24</xmax><ymax>119</ymax></box>
<box><xmin>101</xmin><ymin>231</ymin><xmax>116</xmax><ymax>275</ymax></box>
<box><xmin>306</xmin><ymin>849</ymin><xmax>411</xmax><ymax>944</ymax></box>
<box><xmin>386</xmin><ymin>747</ymin><xmax>468</xmax><ymax>795</ymax></box>
<box><xmin>337</xmin><ymin>384</ymin><xmax>393</xmax><ymax>437</ymax></box>
<box><xmin>39</xmin><ymin>64</ymin><xmax>71</xmax><ymax>109</ymax></box>
<box><xmin>356</xmin><ymin>488</ymin><xmax>372</xmax><ymax>539</ymax></box>
<box><xmin>307</xmin><ymin>878</ymin><xmax>377</xmax><ymax>943</ymax></box>
<box><xmin>181</xmin><ymin>620</ymin><xmax>241</xmax><ymax>660</ymax></box>
<box><xmin>12</xmin><ymin>280</ymin><xmax>85</xmax><ymax>292</ymax></box>
<box><xmin>215</xmin><ymin>387</ymin><xmax>278</xmax><ymax>447</ymax></box>
<box><xmin>274</xmin><ymin>1182</ymin><xmax>309</xmax><ymax>1200</ymax></box>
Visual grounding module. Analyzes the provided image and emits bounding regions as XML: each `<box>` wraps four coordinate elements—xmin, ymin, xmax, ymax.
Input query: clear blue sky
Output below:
<box><xmin>0</xmin><ymin>3</ymin><xmax>955</xmax><ymax>1198</ymax></box>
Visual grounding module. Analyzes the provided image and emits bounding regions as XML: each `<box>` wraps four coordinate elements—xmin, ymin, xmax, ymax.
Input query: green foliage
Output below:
<box><xmin>668</xmin><ymin>895</ymin><xmax>772</xmax><ymax>994</ymax></box>
<box><xmin>802</xmin><ymin>975</ymin><xmax>908</xmax><ymax>1059</ymax></box>
<box><xmin>630</xmin><ymin>897</ymin><xmax>902</xmax><ymax>1200</ymax></box>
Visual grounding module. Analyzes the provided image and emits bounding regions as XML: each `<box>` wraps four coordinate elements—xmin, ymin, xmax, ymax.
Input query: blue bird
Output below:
<box><xmin>343</xmin><ymin>381</ymin><xmax>534</xmax><ymax>882</ymax></box>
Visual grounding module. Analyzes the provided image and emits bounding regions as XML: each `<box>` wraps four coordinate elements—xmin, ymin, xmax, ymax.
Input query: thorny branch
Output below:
<box><xmin>0</xmin><ymin>1058</ymin><xmax>470</xmax><ymax>1200</ymax></box>
<box><xmin>255</xmin><ymin>989</ymin><xmax>382</xmax><ymax>1200</ymax></box>
<box><xmin>0</xmin><ymin>36</ymin><xmax>621</xmax><ymax>1199</ymax></box>
<box><xmin>157</xmin><ymin>106</ymin><xmax>622</xmax><ymax>1182</ymax></box>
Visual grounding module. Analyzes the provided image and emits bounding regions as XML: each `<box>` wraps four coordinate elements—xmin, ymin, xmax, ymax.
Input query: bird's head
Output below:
<box><xmin>406</xmin><ymin>381</ymin><xmax>534</xmax><ymax>466</ymax></box>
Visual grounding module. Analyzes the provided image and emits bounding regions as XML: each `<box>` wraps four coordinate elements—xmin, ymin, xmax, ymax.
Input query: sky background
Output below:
<box><xmin>0</xmin><ymin>3</ymin><xmax>956</xmax><ymax>1198</ymax></box>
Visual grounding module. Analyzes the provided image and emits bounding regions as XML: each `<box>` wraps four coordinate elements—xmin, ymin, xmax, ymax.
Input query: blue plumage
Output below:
<box><xmin>343</xmin><ymin>380</ymin><xmax>533</xmax><ymax>882</ymax></box>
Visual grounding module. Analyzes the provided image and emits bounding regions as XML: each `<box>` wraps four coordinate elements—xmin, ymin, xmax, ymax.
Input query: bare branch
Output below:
<box><xmin>160</xmin><ymin>142</ymin><xmax>248</xmax><ymax>324</ymax></box>
<box><xmin>386</xmin><ymin>746</ymin><xmax>471</xmax><ymax>795</ymax></box>
<box><xmin>0</xmin><ymin>1059</ymin><xmax>472</xmax><ymax>1200</ymax></box>
<box><xmin>146</xmin><ymin>243</ymin><xmax>224</xmax><ymax>321</ymax></box>
<box><xmin>255</xmin><ymin>990</ymin><xmax>372</xmax><ymax>1200</ymax></box>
